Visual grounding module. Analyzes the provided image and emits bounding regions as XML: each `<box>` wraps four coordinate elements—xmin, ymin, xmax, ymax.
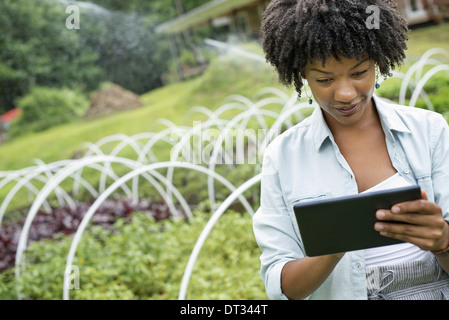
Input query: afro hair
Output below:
<box><xmin>261</xmin><ymin>0</ymin><xmax>409</xmax><ymax>97</ymax></box>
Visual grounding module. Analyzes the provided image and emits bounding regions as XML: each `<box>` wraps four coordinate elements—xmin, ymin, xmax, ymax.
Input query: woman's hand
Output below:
<box><xmin>374</xmin><ymin>190</ymin><xmax>449</xmax><ymax>252</ymax></box>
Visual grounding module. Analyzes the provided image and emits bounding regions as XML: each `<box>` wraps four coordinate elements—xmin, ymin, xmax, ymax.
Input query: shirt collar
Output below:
<box><xmin>311</xmin><ymin>94</ymin><xmax>411</xmax><ymax>150</ymax></box>
<box><xmin>373</xmin><ymin>94</ymin><xmax>411</xmax><ymax>135</ymax></box>
<box><xmin>310</xmin><ymin>104</ymin><xmax>333</xmax><ymax>150</ymax></box>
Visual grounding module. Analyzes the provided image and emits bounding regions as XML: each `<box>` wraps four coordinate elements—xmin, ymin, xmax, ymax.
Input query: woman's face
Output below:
<box><xmin>304</xmin><ymin>55</ymin><xmax>376</xmax><ymax>130</ymax></box>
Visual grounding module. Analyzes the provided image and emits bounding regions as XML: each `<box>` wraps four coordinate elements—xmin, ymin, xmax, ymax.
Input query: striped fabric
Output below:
<box><xmin>366</xmin><ymin>252</ymin><xmax>449</xmax><ymax>300</ymax></box>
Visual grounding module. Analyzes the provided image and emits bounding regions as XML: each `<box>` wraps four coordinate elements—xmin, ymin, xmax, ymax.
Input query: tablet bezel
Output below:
<box><xmin>293</xmin><ymin>185</ymin><xmax>422</xmax><ymax>257</ymax></box>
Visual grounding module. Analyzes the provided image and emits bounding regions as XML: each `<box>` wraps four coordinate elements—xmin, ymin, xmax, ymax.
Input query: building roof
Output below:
<box><xmin>155</xmin><ymin>0</ymin><xmax>258</xmax><ymax>34</ymax></box>
<box><xmin>0</xmin><ymin>108</ymin><xmax>21</xmax><ymax>124</ymax></box>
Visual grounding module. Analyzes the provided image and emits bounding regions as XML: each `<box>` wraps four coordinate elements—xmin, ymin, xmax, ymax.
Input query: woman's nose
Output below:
<box><xmin>334</xmin><ymin>80</ymin><xmax>357</xmax><ymax>103</ymax></box>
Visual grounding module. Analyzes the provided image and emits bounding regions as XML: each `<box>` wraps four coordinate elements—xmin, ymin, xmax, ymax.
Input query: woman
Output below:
<box><xmin>253</xmin><ymin>0</ymin><xmax>449</xmax><ymax>300</ymax></box>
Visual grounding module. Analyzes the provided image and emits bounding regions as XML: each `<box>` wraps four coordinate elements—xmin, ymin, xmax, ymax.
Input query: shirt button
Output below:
<box><xmin>403</xmin><ymin>168</ymin><xmax>410</xmax><ymax>174</ymax></box>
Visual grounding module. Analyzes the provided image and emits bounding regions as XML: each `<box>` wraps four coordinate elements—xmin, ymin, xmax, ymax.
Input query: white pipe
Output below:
<box><xmin>62</xmin><ymin>161</ymin><xmax>257</xmax><ymax>299</ymax></box>
<box><xmin>178</xmin><ymin>174</ymin><xmax>261</xmax><ymax>300</ymax></box>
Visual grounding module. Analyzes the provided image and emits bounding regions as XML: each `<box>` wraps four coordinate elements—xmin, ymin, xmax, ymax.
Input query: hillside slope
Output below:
<box><xmin>0</xmin><ymin>43</ymin><xmax>285</xmax><ymax>171</ymax></box>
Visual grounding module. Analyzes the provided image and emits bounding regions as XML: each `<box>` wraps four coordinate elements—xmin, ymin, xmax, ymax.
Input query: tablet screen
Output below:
<box><xmin>293</xmin><ymin>185</ymin><xmax>421</xmax><ymax>256</ymax></box>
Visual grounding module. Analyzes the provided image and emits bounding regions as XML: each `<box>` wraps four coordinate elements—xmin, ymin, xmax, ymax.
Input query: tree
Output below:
<box><xmin>0</xmin><ymin>0</ymin><xmax>213</xmax><ymax>114</ymax></box>
<box><xmin>77</xmin><ymin>0</ymin><xmax>211</xmax><ymax>21</ymax></box>
<box><xmin>0</xmin><ymin>0</ymin><xmax>102</xmax><ymax>113</ymax></box>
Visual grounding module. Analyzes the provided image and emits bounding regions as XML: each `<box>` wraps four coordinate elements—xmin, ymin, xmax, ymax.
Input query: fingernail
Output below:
<box><xmin>375</xmin><ymin>223</ymin><xmax>384</xmax><ymax>231</ymax></box>
<box><xmin>392</xmin><ymin>206</ymin><xmax>400</xmax><ymax>213</ymax></box>
<box><xmin>376</xmin><ymin>210</ymin><xmax>385</xmax><ymax>219</ymax></box>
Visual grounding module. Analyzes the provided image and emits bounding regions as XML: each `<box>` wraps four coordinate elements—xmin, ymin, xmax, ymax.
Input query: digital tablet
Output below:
<box><xmin>293</xmin><ymin>185</ymin><xmax>422</xmax><ymax>257</ymax></box>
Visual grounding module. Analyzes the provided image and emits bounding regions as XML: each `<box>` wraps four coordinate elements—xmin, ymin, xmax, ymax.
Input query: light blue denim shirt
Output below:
<box><xmin>253</xmin><ymin>94</ymin><xmax>449</xmax><ymax>300</ymax></box>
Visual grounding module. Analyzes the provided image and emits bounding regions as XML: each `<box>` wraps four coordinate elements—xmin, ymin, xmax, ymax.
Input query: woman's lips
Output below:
<box><xmin>334</xmin><ymin>102</ymin><xmax>360</xmax><ymax>115</ymax></box>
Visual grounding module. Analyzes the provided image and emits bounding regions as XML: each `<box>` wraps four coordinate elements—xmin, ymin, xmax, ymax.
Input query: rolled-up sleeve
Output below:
<box><xmin>252</xmin><ymin>143</ymin><xmax>304</xmax><ymax>300</ymax></box>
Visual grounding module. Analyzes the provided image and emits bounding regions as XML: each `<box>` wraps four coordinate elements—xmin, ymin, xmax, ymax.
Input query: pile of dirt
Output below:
<box><xmin>84</xmin><ymin>83</ymin><xmax>143</xmax><ymax>119</ymax></box>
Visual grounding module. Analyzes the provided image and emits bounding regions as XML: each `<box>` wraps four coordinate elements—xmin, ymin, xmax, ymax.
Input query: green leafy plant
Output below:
<box><xmin>0</xmin><ymin>210</ymin><xmax>265</xmax><ymax>300</ymax></box>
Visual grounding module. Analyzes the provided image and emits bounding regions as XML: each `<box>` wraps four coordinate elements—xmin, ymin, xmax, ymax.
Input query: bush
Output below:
<box><xmin>9</xmin><ymin>86</ymin><xmax>89</xmax><ymax>137</ymax></box>
<box><xmin>378</xmin><ymin>71</ymin><xmax>449</xmax><ymax>115</ymax></box>
<box><xmin>0</xmin><ymin>211</ymin><xmax>265</xmax><ymax>300</ymax></box>
<box><xmin>376</xmin><ymin>77</ymin><xmax>405</xmax><ymax>101</ymax></box>
<box><xmin>0</xmin><ymin>0</ymin><xmax>103</xmax><ymax>113</ymax></box>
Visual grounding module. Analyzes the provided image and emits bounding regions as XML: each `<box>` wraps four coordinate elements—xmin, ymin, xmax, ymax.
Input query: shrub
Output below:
<box><xmin>9</xmin><ymin>86</ymin><xmax>89</xmax><ymax>137</ymax></box>
<box><xmin>427</xmin><ymin>86</ymin><xmax>449</xmax><ymax>114</ymax></box>
<box><xmin>376</xmin><ymin>77</ymin><xmax>405</xmax><ymax>101</ymax></box>
<box><xmin>378</xmin><ymin>71</ymin><xmax>449</xmax><ymax>115</ymax></box>
<box><xmin>179</xmin><ymin>50</ymin><xmax>197</xmax><ymax>68</ymax></box>
<box><xmin>412</xmin><ymin>72</ymin><xmax>449</xmax><ymax>114</ymax></box>
<box><xmin>0</xmin><ymin>198</ymin><xmax>178</xmax><ymax>272</ymax></box>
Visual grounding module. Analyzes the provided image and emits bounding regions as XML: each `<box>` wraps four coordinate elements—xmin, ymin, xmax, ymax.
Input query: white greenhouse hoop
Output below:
<box><xmin>62</xmin><ymin>162</ymin><xmax>258</xmax><ymax>300</ymax></box>
<box><xmin>178</xmin><ymin>173</ymin><xmax>261</xmax><ymax>300</ymax></box>
<box><xmin>408</xmin><ymin>64</ymin><xmax>449</xmax><ymax>108</ymax></box>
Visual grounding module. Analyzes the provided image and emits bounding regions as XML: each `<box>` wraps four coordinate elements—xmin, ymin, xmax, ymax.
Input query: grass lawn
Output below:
<box><xmin>405</xmin><ymin>23</ymin><xmax>449</xmax><ymax>59</ymax></box>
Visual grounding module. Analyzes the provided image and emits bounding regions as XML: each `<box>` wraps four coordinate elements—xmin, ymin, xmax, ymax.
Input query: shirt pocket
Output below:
<box><xmin>290</xmin><ymin>193</ymin><xmax>329</xmax><ymax>207</ymax></box>
<box><xmin>289</xmin><ymin>193</ymin><xmax>329</xmax><ymax>243</ymax></box>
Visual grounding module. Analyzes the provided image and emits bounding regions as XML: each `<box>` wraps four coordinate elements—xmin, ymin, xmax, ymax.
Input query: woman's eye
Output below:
<box><xmin>316</xmin><ymin>79</ymin><xmax>332</xmax><ymax>84</ymax></box>
<box><xmin>354</xmin><ymin>70</ymin><xmax>367</xmax><ymax>77</ymax></box>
